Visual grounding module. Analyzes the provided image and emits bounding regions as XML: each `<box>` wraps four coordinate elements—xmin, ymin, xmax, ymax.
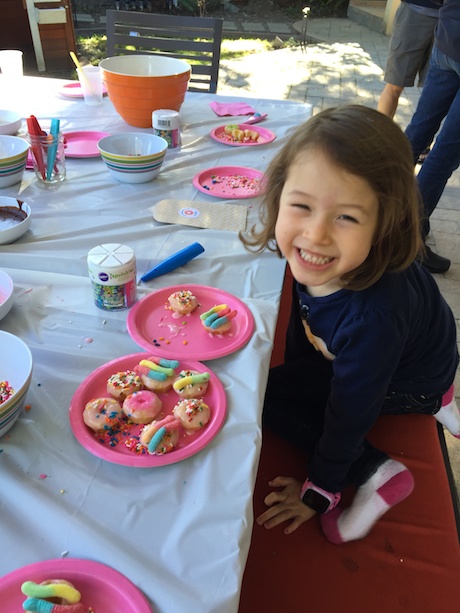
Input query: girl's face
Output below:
<box><xmin>275</xmin><ymin>149</ymin><xmax>379</xmax><ymax>296</ymax></box>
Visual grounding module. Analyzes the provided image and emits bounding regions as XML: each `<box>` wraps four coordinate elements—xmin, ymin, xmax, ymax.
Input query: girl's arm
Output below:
<box><xmin>256</xmin><ymin>476</ymin><xmax>317</xmax><ymax>534</ymax></box>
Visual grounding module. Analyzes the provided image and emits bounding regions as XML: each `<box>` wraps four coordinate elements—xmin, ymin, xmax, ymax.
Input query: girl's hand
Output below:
<box><xmin>256</xmin><ymin>475</ymin><xmax>317</xmax><ymax>534</ymax></box>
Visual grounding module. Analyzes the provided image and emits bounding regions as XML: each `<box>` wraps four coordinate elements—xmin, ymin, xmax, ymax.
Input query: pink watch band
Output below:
<box><xmin>300</xmin><ymin>478</ymin><xmax>341</xmax><ymax>513</ymax></box>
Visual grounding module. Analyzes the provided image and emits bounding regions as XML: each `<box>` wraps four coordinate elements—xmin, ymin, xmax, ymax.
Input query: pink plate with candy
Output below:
<box><xmin>210</xmin><ymin>123</ymin><xmax>276</xmax><ymax>147</ymax></box>
<box><xmin>127</xmin><ymin>283</ymin><xmax>255</xmax><ymax>360</ymax></box>
<box><xmin>69</xmin><ymin>353</ymin><xmax>227</xmax><ymax>467</ymax></box>
<box><xmin>0</xmin><ymin>558</ymin><xmax>153</xmax><ymax>612</ymax></box>
<box><xmin>193</xmin><ymin>165</ymin><xmax>265</xmax><ymax>199</ymax></box>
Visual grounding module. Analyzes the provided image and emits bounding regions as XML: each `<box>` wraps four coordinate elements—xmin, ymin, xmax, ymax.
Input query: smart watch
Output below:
<box><xmin>300</xmin><ymin>478</ymin><xmax>341</xmax><ymax>514</ymax></box>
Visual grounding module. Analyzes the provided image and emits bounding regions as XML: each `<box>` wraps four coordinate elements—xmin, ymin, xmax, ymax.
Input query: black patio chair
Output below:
<box><xmin>105</xmin><ymin>10</ymin><xmax>224</xmax><ymax>93</ymax></box>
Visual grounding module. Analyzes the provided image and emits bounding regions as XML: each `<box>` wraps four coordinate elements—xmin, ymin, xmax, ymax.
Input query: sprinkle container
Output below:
<box><xmin>88</xmin><ymin>243</ymin><xmax>137</xmax><ymax>311</ymax></box>
<box><xmin>152</xmin><ymin>109</ymin><xmax>180</xmax><ymax>148</ymax></box>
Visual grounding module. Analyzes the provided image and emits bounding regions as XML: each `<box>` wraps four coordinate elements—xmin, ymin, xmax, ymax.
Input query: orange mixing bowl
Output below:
<box><xmin>99</xmin><ymin>55</ymin><xmax>191</xmax><ymax>128</ymax></box>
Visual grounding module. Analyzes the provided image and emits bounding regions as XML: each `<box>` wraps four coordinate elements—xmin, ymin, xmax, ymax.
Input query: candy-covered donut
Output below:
<box><xmin>107</xmin><ymin>370</ymin><xmax>142</xmax><ymax>401</ymax></box>
<box><xmin>200</xmin><ymin>304</ymin><xmax>237</xmax><ymax>335</ymax></box>
<box><xmin>168</xmin><ymin>290</ymin><xmax>199</xmax><ymax>316</ymax></box>
<box><xmin>122</xmin><ymin>389</ymin><xmax>162</xmax><ymax>424</ymax></box>
<box><xmin>173</xmin><ymin>398</ymin><xmax>211</xmax><ymax>432</ymax></box>
<box><xmin>139</xmin><ymin>414</ymin><xmax>180</xmax><ymax>454</ymax></box>
<box><xmin>134</xmin><ymin>356</ymin><xmax>179</xmax><ymax>393</ymax></box>
<box><xmin>173</xmin><ymin>370</ymin><xmax>210</xmax><ymax>399</ymax></box>
<box><xmin>83</xmin><ymin>397</ymin><xmax>123</xmax><ymax>432</ymax></box>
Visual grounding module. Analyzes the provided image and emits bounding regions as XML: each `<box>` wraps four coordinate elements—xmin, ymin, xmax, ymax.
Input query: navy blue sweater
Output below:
<box><xmin>297</xmin><ymin>262</ymin><xmax>458</xmax><ymax>492</ymax></box>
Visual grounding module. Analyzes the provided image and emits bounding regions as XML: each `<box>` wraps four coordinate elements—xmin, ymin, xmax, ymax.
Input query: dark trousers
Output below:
<box><xmin>262</xmin><ymin>281</ymin><xmax>441</xmax><ymax>488</ymax></box>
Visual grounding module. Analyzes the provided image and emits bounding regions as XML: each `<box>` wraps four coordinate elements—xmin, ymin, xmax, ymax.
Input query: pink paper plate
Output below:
<box><xmin>63</xmin><ymin>131</ymin><xmax>110</xmax><ymax>158</ymax></box>
<box><xmin>0</xmin><ymin>558</ymin><xmax>153</xmax><ymax>612</ymax></box>
<box><xmin>59</xmin><ymin>81</ymin><xmax>108</xmax><ymax>98</ymax></box>
<box><xmin>193</xmin><ymin>166</ymin><xmax>265</xmax><ymax>199</ymax></box>
<box><xmin>210</xmin><ymin>123</ymin><xmax>276</xmax><ymax>147</ymax></box>
<box><xmin>127</xmin><ymin>284</ymin><xmax>255</xmax><ymax>360</ymax></box>
<box><xmin>69</xmin><ymin>353</ymin><xmax>227</xmax><ymax>467</ymax></box>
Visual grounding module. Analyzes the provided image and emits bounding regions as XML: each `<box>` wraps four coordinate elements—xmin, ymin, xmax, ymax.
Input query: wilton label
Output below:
<box><xmin>87</xmin><ymin>243</ymin><xmax>137</xmax><ymax>311</ymax></box>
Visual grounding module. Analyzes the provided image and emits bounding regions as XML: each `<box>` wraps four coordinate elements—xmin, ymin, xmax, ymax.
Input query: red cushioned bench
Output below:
<box><xmin>239</xmin><ymin>266</ymin><xmax>460</xmax><ymax>613</ymax></box>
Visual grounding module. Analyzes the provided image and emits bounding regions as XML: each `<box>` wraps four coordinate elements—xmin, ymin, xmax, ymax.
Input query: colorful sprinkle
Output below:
<box><xmin>0</xmin><ymin>381</ymin><xmax>15</xmax><ymax>405</ymax></box>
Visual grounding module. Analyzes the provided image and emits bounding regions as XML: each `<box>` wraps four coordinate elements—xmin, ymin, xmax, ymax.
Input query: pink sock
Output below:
<box><xmin>435</xmin><ymin>385</ymin><xmax>460</xmax><ymax>438</ymax></box>
<box><xmin>320</xmin><ymin>459</ymin><xmax>414</xmax><ymax>544</ymax></box>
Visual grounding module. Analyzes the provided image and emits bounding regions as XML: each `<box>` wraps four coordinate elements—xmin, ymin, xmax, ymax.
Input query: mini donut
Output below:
<box><xmin>83</xmin><ymin>397</ymin><xmax>123</xmax><ymax>432</ymax></box>
<box><xmin>173</xmin><ymin>398</ymin><xmax>211</xmax><ymax>432</ymax></box>
<box><xmin>224</xmin><ymin>124</ymin><xmax>239</xmax><ymax>135</ymax></box>
<box><xmin>107</xmin><ymin>370</ymin><xmax>142</xmax><ymax>401</ymax></box>
<box><xmin>243</xmin><ymin>129</ymin><xmax>259</xmax><ymax>142</ymax></box>
<box><xmin>167</xmin><ymin>290</ymin><xmax>199</xmax><ymax>316</ymax></box>
<box><xmin>200</xmin><ymin>304</ymin><xmax>237</xmax><ymax>335</ymax></box>
<box><xmin>122</xmin><ymin>390</ymin><xmax>162</xmax><ymax>424</ymax></box>
<box><xmin>139</xmin><ymin>414</ymin><xmax>180</xmax><ymax>454</ymax></box>
<box><xmin>173</xmin><ymin>369</ymin><xmax>210</xmax><ymax>399</ymax></box>
<box><xmin>134</xmin><ymin>356</ymin><xmax>179</xmax><ymax>393</ymax></box>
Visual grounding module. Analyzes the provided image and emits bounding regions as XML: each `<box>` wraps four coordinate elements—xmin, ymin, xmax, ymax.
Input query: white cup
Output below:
<box><xmin>77</xmin><ymin>65</ymin><xmax>103</xmax><ymax>106</ymax></box>
<box><xmin>0</xmin><ymin>50</ymin><xmax>24</xmax><ymax>78</ymax></box>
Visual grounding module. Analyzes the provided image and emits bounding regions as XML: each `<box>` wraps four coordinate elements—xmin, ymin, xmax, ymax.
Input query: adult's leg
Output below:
<box><xmin>416</xmin><ymin>84</ymin><xmax>460</xmax><ymax>230</ymax></box>
<box><xmin>378</xmin><ymin>4</ymin><xmax>436</xmax><ymax>118</ymax></box>
<box><xmin>405</xmin><ymin>46</ymin><xmax>459</xmax><ymax>164</ymax></box>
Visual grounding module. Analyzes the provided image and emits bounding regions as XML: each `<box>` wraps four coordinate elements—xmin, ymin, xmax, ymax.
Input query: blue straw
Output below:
<box><xmin>46</xmin><ymin>118</ymin><xmax>60</xmax><ymax>181</ymax></box>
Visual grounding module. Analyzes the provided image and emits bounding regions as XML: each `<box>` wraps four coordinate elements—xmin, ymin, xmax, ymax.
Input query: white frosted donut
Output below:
<box><xmin>134</xmin><ymin>357</ymin><xmax>177</xmax><ymax>393</ymax></box>
<box><xmin>173</xmin><ymin>398</ymin><xmax>211</xmax><ymax>432</ymax></box>
<box><xmin>200</xmin><ymin>304</ymin><xmax>237</xmax><ymax>335</ymax></box>
<box><xmin>173</xmin><ymin>369</ymin><xmax>210</xmax><ymax>399</ymax></box>
<box><xmin>83</xmin><ymin>397</ymin><xmax>123</xmax><ymax>432</ymax></box>
<box><xmin>168</xmin><ymin>290</ymin><xmax>199</xmax><ymax>315</ymax></box>
<box><xmin>139</xmin><ymin>415</ymin><xmax>180</xmax><ymax>454</ymax></box>
<box><xmin>122</xmin><ymin>390</ymin><xmax>162</xmax><ymax>424</ymax></box>
<box><xmin>107</xmin><ymin>370</ymin><xmax>142</xmax><ymax>401</ymax></box>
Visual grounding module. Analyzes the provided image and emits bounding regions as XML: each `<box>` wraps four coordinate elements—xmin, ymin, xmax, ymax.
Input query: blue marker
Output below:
<box><xmin>141</xmin><ymin>242</ymin><xmax>205</xmax><ymax>282</ymax></box>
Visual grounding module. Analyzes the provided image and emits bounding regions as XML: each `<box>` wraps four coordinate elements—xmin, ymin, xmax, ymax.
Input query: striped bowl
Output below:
<box><xmin>0</xmin><ymin>331</ymin><xmax>33</xmax><ymax>438</ymax></box>
<box><xmin>98</xmin><ymin>133</ymin><xmax>168</xmax><ymax>184</ymax></box>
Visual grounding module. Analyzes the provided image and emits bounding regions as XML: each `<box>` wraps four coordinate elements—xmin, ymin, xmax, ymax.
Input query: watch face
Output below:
<box><xmin>302</xmin><ymin>488</ymin><xmax>330</xmax><ymax>514</ymax></box>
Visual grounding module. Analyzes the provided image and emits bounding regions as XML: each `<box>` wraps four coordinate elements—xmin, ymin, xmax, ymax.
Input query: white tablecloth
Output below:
<box><xmin>0</xmin><ymin>76</ymin><xmax>312</xmax><ymax>613</ymax></box>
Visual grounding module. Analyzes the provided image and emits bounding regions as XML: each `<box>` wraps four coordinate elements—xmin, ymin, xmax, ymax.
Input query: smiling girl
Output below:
<box><xmin>242</xmin><ymin>105</ymin><xmax>460</xmax><ymax>543</ymax></box>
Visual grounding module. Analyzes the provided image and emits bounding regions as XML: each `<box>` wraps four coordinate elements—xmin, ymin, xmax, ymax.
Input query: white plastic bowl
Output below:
<box><xmin>98</xmin><ymin>133</ymin><xmax>167</xmax><ymax>184</ymax></box>
<box><xmin>0</xmin><ymin>331</ymin><xmax>33</xmax><ymax>438</ymax></box>
<box><xmin>0</xmin><ymin>197</ymin><xmax>31</xmax><ymax>244</ymax></box>
<box><xmin>0</xmin><ymin>110</ymin><xmax>22</xmax><ymax>135</ymax></box>
<box><xmin>0</xmin><ymin>270</ymin><xmax>14</xmax><ymax>321</ymax></box>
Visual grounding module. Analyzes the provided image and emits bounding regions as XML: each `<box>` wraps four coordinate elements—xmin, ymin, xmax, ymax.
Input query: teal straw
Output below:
<box><xmin>46</xmin><ymin>118</ymin><xmax>60</xmax><ymax>181</ymax></box>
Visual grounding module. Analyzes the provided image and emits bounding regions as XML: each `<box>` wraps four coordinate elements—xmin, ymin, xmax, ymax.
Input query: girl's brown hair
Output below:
<box><xmin>241</xmin><ymin>104</ymin><xmax>423</xmax><ymax>290</ymax></box>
